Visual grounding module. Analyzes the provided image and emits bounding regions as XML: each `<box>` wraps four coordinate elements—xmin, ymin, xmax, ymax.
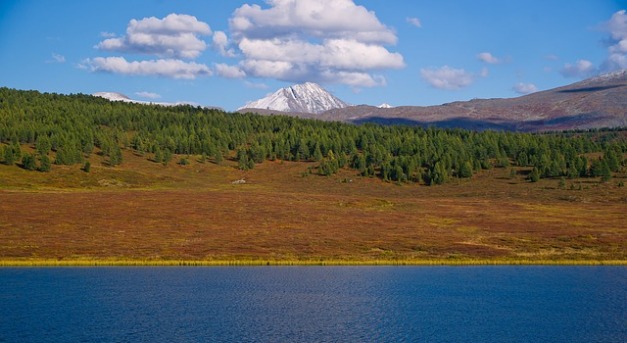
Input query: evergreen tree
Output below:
<box><xmin>36</xmin><ymin>135</ymin><xmax>52</xmax><ymax>156</ymax></box>
<box><xmin>109</xmin><ymin>146</ymin><xmax>122</xmax><ymax>166</ymax></box>
<box><xmin>38</xmin><ymin>154</ymin><xmax>51</xmax><ymax>172</ymax></box>
<box><xmin>529</xmin><ymin>167</ymin><xmax>541</xmax><ymax>182</ymax></box>
<box><xmin>458</xmin><ymin>161</ymin><xmax>473</xmax><ymax>178</ymax></box>
<box><xmin>237</xmin><ymin>148</ymin><xmax>251</xmax><ymax>170</ymax></box>
<box><xmin>162</xmin><ymin>148</ymin><xmax>172</xmax><ymax>166</ymax></box>
<box><xmin>3</xmin><ymin>145</ymin><xmax>16</xmax><ymax>165</ymax></box>
<box><xmin>21</xmin><ymin>153</ymin><xmax>36</xmax><ymax>170</ymax></box>
<box><xmin>213</xmin><ymin>148</ymin><xmax>223</xmax><ymax>164</ymax></box>
<box><xmin>154</xmin><ymin>147</ymin><xmax>163</xmax><ymax>163</ymax></box>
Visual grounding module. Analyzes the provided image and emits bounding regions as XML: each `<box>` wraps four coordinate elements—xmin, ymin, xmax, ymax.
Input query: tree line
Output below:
<box><xmin>0</xmin><ymin>87</ymin><xmax>624</xmax><ymax>184</ymax></box>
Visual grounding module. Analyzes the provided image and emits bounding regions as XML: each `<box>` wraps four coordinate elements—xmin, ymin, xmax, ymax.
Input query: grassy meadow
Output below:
<box><xmin>1</xmin><ymin>147</ymin><xmax>625</xmax><ymax>266</ymax></box>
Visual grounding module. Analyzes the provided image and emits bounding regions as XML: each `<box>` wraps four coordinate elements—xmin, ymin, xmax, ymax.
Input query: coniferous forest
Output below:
<box><xmin>0</xmin><ymin>87</ymin><xmax>625</xmax><ymax>185</ymax></box>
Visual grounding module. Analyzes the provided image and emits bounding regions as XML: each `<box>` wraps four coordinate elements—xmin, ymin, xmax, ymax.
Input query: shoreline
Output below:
<box><xmin>1</xmin><ymin>259</ymin><xmax>625</xmax><ymax>267</ymax></box>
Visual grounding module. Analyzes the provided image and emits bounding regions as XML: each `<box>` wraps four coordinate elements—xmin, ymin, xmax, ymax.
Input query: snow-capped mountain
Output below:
<box><xmin>377</xmin><ymin>103</ymin><xmax>394</xmax><ymax>109</ymax></box>
<box><xmin>92</xmin><ymin>92</ymin><xmax>213</xmax><ymax>109</ymax></box>
<box><xmin>93</xmin><ymin>92</ymin><xmax>135</xmax><ymax>103</ymax></box>
<box><xmin>238</xmin><ymin>82</ymin><xmax>349</xmax><ymax>114</ymax></box>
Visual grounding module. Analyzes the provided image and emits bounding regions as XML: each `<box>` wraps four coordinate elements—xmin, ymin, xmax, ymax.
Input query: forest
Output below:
<box><xmin>0</xmin><ymin>87</ymin><xmax>625</xmax><ymax>185</ymax></box>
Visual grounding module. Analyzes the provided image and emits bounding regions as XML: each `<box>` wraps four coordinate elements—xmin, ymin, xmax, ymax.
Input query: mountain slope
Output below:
<box><xmin>240</xmin><ymin>71</ymin><xmax>626</xmax><ymax>132</ymax></box>
<box><xmin>320</xmin><ymin>70</ymin><xmax>627</xmax><ymax>131</ymax></box>
<box><xmin>238</xmin><ymin>82</ymin><xmax>349</xmax><ymax>114</ymax></box>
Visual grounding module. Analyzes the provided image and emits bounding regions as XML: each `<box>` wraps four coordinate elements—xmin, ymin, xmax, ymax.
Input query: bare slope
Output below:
<box><xmin>241</xmin><ymin>71</ymin><xmax>627</xmax><ymax>131</ymax></box>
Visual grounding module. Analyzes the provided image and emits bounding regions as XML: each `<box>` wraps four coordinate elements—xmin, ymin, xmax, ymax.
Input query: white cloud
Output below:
<box><xmin>100</xmin><ymin>32</ymin><xmax>116</xmax><ymax>38</ymax></box>
<box><xmin>215</xmin><ymin>63</ymin><xmax>246</xmax><ymax>78</ymax></box>
<box><xmin>512</xmin><ymin>82</ymin><xmax>538</xmax><ymax>95</ymax></box>
<box><xmin>230</xmin><ymin>0</ymin><xmax>397</xmax><ymax>44</ymax></box>
<box><xmin>560</xmin><ymin>59</ymin><xmax>596</xmax><ymax>78</ymax></box>
<box><xmin>561</xmin><ymin>10</ymin><xmax>627</xmax><ymax>77</ymax></box>
<box><xmin>47</xmin><ymin>53</ymin><xmax>65</xmax><ymax>63</ymax></box>
<box><xmin>477</xmin><ymin>52</ymin><xmax>500</xmax><ymax>64</ymax></box>
<box><xmin>420</xmin><ymin>66</ymin><xmax>474</xmax><ymax>90</ymax></box>
<box><xmin>228</xmin><ymin>0</ymin><xmax>403</xmax><ymax>87</ymax></box>
<box><xmin>85</xmin><ymin>57</ymin><xmax>211</xmax><ymax>79</ymax></box>
<box><xmin>213</xmin><ymin>30</ymin><xmax>236</xmax><ymax>57</ymax></box>
<box><xmin>406</xmin><ymin>17</ymin><xmax>422</xmax><ymax>28</ymax></box>
<box><xmin>602</xmin><ymin>10</ymin><xmax>627</xmax><ymax>71</ymax></box>
<box><xmin>135</xmin><ymin>91</ymin><xmax>161</xmax><ymax>99</ymax></box>
<box><xmin>96</xmin><ymin>13</ymin><xmax>211</xmax><ymax>59</ymax></box>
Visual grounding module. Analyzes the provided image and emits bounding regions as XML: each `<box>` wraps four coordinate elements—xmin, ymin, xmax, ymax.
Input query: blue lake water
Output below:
<box><xmin>0</xmin><ymin>266</ymin><xmax>625</xmax><ymax>342</ymax></box>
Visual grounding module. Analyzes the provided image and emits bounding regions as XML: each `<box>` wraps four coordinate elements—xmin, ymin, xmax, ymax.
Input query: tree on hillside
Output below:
<box><xmin>38</xmin><ymin>154</ymin><xmax>51</xmax><ymax>172</ymax></box>
<box><xmin>36</xmin><ymin>135</ymin><xmax>52</xmax><ymax>156</ymax></box>
<box><xmin>21</xmin><ymin>153</ymin><xmax>36</xmax><ymax>170</ymax></box>
<box><xmin>459</xmin><ymin>161</ymin><xmax>473</xmax><ymax>178</ymax></box>
<box><xmin>529</xmin><ymin>167</ymin><xmax>541</xmax><ymax>182</ymax></box>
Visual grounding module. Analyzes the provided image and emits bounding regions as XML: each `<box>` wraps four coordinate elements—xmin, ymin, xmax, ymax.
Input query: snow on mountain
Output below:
<box><xmin>574</xmin><ymin>69</ymin><xmax>627</xmax><ymax>86</ymax></box>
<box><xmin>93</xmin><ymin>92</ymin><xmax>134</xmax><ymax>102</ymax></box>
<box><xmin>92</xmin><ymin>92</ymin><xmax>216</xmax><ymax>109</ymax></box>
<box><xmin>238</xmin><ymin>82</ymin><xmax>349</xmax><ymax>114</ymax></box>
<box><xmin>377</xmin><ymin>103</ymin><xmax>394</xmax><ymax>108</ymax></box>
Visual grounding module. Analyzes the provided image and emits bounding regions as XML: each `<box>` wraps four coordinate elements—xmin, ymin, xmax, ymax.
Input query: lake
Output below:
<box><xmin>0</xmin><ymin>266</ymin><xmax>625</xmax><ymax>342</ymax></box>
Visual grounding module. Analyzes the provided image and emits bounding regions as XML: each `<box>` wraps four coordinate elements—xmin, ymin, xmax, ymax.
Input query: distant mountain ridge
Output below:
<box><xmin>238</xmin><ymin>82</ymin><xmax>349</xmax><ymax>114</ymax></box>
<box><xmin>240</xmin><ymin>70</ymin><xmax>627</xmax><ymax>132</ymax></box>
<box><xmin>93</xmin><ymin>92</ymin><xmax>221</xmax><ymax>110</ymax></box>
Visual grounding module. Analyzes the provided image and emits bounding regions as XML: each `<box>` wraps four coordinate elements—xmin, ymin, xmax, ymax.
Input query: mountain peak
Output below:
<box><xmin>93</xmin><ymin>92</ymin><xmax>132</xmax><ymax>102</ymax></box>
<box><xmin>239</xmin><ymin>82</ymin><xmax>349</xmax><ymax>114</ymax></box>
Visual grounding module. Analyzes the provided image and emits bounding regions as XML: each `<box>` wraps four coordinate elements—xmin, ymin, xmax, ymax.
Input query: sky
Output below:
<box><xmin>0</xmin><ymin>0</ymin><xmax>626</xmax><ymax>111</ymax></box>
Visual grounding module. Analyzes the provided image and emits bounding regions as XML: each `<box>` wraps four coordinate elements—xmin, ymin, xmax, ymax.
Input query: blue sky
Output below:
<box><xmin>1</xmin><ymin>0</ymin><xmax>625</xmax><ymax>111</ymax></box>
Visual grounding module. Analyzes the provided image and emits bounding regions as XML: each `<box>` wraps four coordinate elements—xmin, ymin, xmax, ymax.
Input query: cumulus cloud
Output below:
<box><xmin>420</xmin><ymin>66</ymin><xmax>474</xmax><ymax>90</ymax></box>
<box><xmin>560</xmin><ymin>59</ymin><xmax>596</xmax><ymax>78</ymax></box>
<box><xmin>215</xmin><ymin>63</ymin><xmax>246</xmax><ymax>78</ymax></box>
<box><xmin>512</xmin><ymin>82</ymin><xmax>538</xmax><ymax>95</ymax></box>
<box><xmin>96</xmin><ymin>13</ymin><xmax>211</xmax><ymax>59</ymax></box>
<box><xmin>230</xmin><ymin>0</ymin><xmax>397</xmax><ymax>44</ymax></box>
<box><xmin>561</xmin><ymin>10</ymin><xmax>627</xmax><ymax>78</ymax></box>
<box><xmin>477</xmin><ymin>52</ymin><xmax>500</xmax><ymax>64</ymax></box>
<box><xmin>406</xmin><ymin>17</ymin><xmax>422</xmax><ymax>28</ymax></box>
<box><xmin>100</xmin><ymin>32</ymin><xmax>116</xmax><ymax>38</ymax></box>
<box><xmin>228</xmin><ymin>0</ymin><xmax>403</xmax><ymax>87</ymax></box>
<box><xmin>213</xmin><ymin>30</ymin><xmax>236</xmax><ymax>57</ymax></box>
<box><xmin>85</xmin><ymin>57</ymin><xmax>211</xmax><ymax>79</ymax></box>
<box><xmin>135</xmin><ymin>91</ymin><xmax>161</xmax><ymax>99</ymax></box>
<box><xmin>602</xmin><ymin>9</ymin><xmax>627</xmax><ymax>71</ymax></box>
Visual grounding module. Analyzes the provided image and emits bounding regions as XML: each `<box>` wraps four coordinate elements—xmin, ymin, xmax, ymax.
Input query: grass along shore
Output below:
<box><xmin>1</xmin><ymin>149</ymin><xmax>625</xmax><ymax>265</ymax></box>
<box><xmin>1</xmin><ymin>258</ymin><xmax>625</xmax><ymax>267</ymax></box>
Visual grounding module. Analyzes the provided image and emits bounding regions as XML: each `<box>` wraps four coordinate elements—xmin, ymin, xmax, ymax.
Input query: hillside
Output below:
<box><xmin>241</xmin><ymin>70</ymin><xmax>627</xmax><ymax>132</ymax></box>
<box><xmin>0</xmin><ymin>86</ymin><xmax>625</xmax><ymax>264</ymax></box>
<box><xmin>1</xmin><ymin>145</ymin><xmax>626</xmax><ymax>265</ymax></box>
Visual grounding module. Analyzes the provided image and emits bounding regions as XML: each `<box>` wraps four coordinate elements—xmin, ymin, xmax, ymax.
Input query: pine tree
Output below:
<box><xmin>459</xmin><ymin>161</ymin><xmax>473</xmax><ymax>178</ymax></box>
<box><xmin>36</xmin><ymin>135</ymin><xmax>52</xmax><ymax>156</ymax></box>
<box><xmin>21</xmin><ymin>153</ymin><xmax>36</xmax><ymax>170</ymax></box>
<box><xmin>529</xmin><ymin>167</ymin><xmax>540</xmax><ymax>182</ymax></box>
<box><xmin>38</xmin><ymin>154</ymin><xmax>51</xmax><ymax>172</ymax></box>
<box><xmin>162</xmin><ymin>148</ymin><xmax>172</xmax><ymax>166</ymax></box>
